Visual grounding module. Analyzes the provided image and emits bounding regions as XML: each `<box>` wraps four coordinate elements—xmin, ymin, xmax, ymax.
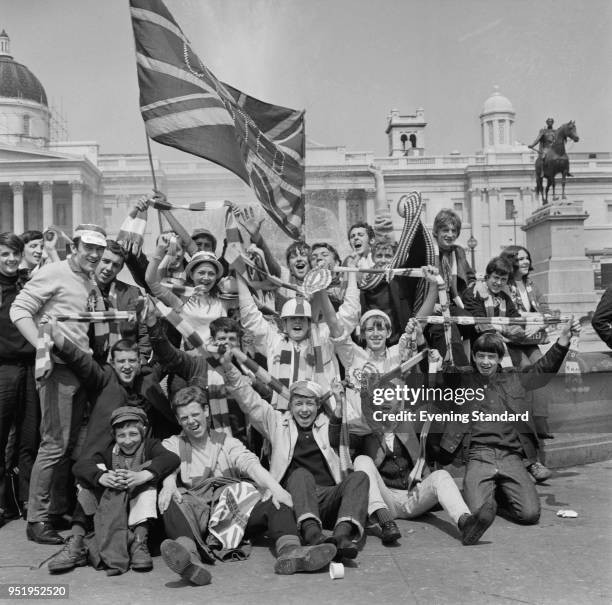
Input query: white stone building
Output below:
<box><xmin>0</xmin><ymin>30</ymin><xmax>611</xmax><ymax>286</ymax></box>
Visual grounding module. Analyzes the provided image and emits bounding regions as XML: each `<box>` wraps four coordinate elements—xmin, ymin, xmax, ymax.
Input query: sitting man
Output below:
<box><xmin>330</xmin><ymin>319</ymin><xmax>496</xmax><ymax>547</ymax></box>
<box><xmin>435</xmin><ymin>317</ymin><xmax>580</xmax><ymax>525</ymax></box>
<box><xmin>49</xmin><ymin>407</ymin><xmax>180</xmax><ymax>575</ymax></box>
<box><xmin>159</xmin><ymin>386</ymin><xmax>337</xmax><ymax>585</ymax></box>
<box><xmin>219</xmin><ymin>351</ymin><xmax>370</xmax><ymax>562</ymax></box>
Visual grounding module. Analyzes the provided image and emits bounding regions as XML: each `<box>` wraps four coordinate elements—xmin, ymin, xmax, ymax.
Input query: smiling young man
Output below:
<box><xmin>0</xmin><ymin>233</ymin><xmax>38</xmax><ymax>527</ymax></box>
<box><xmin>218</xmin><ymin>358</ymin><xmax>370</xmax><ymax>562</ymax></box>
<box><xmin>91</xmin><ymin>240</ymin><xmax>150</xmax><ymax>364</ymax></box>
<box><xmin>434</xmin><ymin>318</ymin><xmax>580</xmax><ymax>525</ymax></box>
<box><xmin>10</xmin><ymin>223</ymin><xmax>108</xmax><ymax>544</ymax></box>
<box><xmin>158</xmin><ymin>385</ymin><xmax>337</xmax><ymax>584</ymax></box>
<box><xmin>237</xmin><ymin>271</ymin><xmax>360</xmax><ymax>411</ymax></box>
<box><xmin>347</xmin><ymin>222</ymin><xmax>375</xmax><ymax>268</ymax></box>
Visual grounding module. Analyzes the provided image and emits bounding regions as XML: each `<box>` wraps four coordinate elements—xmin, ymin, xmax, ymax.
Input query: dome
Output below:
<box><xmin>0</xmin><ymin>31</ymin><xmax>48</xmax><ymax>106</ymax></box>
<box><xmin>481</xmin><ymin>85</ymin><xmax>513</xmax><ymax>115</ymax></box>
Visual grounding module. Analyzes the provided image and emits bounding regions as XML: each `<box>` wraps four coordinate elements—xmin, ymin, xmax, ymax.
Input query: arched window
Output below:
<box><xmin>400</xmin><ymin>133</ymin><xmax>408</xmax><ymax>151</ymax></box>
<box><xmin>23</xmin><ymin>114</ymin><xmax>30</xmax><ymax>136</ymax></box>
<box><xmin>409</xmin><ymin>134</ymin><xmax>417</xmax><ymax>148</ymax></box>
<box><xmin>487</xmin><ymin>122</ymin><xmax>494</xmax><ymax>146</ymax></box>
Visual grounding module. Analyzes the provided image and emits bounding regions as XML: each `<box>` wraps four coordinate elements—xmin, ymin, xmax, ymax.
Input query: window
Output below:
<box><xmin>487</xmin><ymin>122</ymin><xmax>494</xmax><ymax>146</ymax></box>
<box><xmin>453</xmin><ymin>201</ymin><xmax>464</xmax><ymax>221</ymax></box>
<box><xmin>23</xmin><ymin>114</ymin><xmax>30</xmax><ymax>136</ymax></box>
<box><xmin>498</xmin><ymin>121</ymin><xmax>505</xmax><ymax>144</ymax></box>
<box><xmin>421</xmin><ymin>200</ymin><xmax>428</xmax><ymax>224</ymax></box>
<box><xmin>409</xmin><ymin>134</ymin><xmax>417</xmax><ymax>148</ymax></box>
<box><xmin>606</xmin><ymin>202</ymin><xmax>612</xmax><ymax>223</ymax></box>
<box><xmin>505</xmin><ymin>199</ymin><xmax>517</xmax><ymax>220</ymax></box>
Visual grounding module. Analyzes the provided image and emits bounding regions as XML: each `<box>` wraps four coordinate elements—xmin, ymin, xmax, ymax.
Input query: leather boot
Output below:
<box><xmin>27</xmin><ymin>521</ymin><xmax>64</xmax><ymax>545</ymax></box>
<box><xmin>161</xmin><ymin>537</ymin><xmax>212</xmax><ymax>585</ymax></box>
<box><xmin>130</xmin><ymin>536</ymin><xmax>153</xmax><ymax>571</ymax></box>
<box><xmin>274</xmin><ymin>541</ymin><xmax>337</xmax><ymax>575</ymax></box>
<box><xmin>48</xmin><ymin>536</ymin><xmax>87</xmax><ymax>573</ymax></box>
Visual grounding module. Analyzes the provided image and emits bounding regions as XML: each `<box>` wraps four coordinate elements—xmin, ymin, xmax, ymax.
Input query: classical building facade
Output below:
<box><xmin>1</xmin><ymin>31</ymin><xmax>611</xmax><ymax>285</ymax></box>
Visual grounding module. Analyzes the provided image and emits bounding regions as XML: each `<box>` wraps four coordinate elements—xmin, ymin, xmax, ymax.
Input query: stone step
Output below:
<box><xmin>542</xmin><ymin>432</ymin><xmax>612</xmax><ymax>468</ymax></box>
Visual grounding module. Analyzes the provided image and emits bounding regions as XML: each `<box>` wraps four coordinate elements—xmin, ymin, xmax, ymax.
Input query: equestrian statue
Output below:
<box><xmin>529</xmin><ymin>118</ymin><xmax>579</xmax><ymax>204</ymax></box>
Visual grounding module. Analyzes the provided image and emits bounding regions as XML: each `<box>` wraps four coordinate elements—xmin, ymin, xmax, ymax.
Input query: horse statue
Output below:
<box><xmin>534</xmin><ymin>120</ymin><xmax>579</xmax><ymax>204</ymax></box>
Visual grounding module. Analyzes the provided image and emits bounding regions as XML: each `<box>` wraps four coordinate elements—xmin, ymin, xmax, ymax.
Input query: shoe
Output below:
<box><xmin>130</xmin><ymin>537</ymin><xmax>153</xmax><ymax>572</ymax></box>
<box><xmin>528</xmin><ymin>462</ymin><xmax>552</xmax><ymax>483</ymax></box>
<box><xmin>27</xmin><ymin>522</ymin><xmax>64</xmax><ymax>545</ymax></box>
<box><xmin>274</xmin><ymin>543</ymin><xmax>337</xmax><ymax>575</ymax></box>
<box><xmin>459</xmin><ymin>500</ymin><xmax>497</xmax><ymax>546</ymax></box>
<box><xmin>380</xmin><ymin>520</ymin><xmax>401</xmax><ymax>545</ymax></box>
<box><xmin>161</xmin><ymin>538</ymin><xmax>211</xmax><ymax>586</ymax></box>
<box><xmin>326</xmin><ymin>535</ymin><xmax>358</xmax><ymax>561</ymax></box>
<box><xmin>48</xmin><ymin>536</ymin><xmax>87</xmax><ymax>573</ymax></box>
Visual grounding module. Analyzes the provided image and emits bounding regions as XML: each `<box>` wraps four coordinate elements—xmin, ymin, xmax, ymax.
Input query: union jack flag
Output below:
<box><xmin>129</xmin><ymin>0</ymin><xmax>306</xmax><ymax>240</ymax></box>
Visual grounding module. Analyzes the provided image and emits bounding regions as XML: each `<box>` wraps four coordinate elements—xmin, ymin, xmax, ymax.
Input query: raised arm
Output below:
<box><xmin>145</xmin><ymin>239</ymin><xmax>183</xmax><ymax>308</ymax></box>
<box><xmin>236</xmin><ymin>273</ymin><xmax>278</xmax><ymax>353</ymax></box>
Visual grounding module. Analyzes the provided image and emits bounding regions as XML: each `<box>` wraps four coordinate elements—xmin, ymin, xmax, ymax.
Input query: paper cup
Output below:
<box><xmin>329</xmin><ymin>562</ymin><xmax>345</xmax><ymax>580</ymax></box>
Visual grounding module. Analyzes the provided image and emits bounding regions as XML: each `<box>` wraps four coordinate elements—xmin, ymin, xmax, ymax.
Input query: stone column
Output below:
<box><xmin>523</xmin><ymin>202</ymin><xmax>598</xmax><ymax>315</ymax></box>
<box><xmin>469</xmin><ymin>187</ymin><xmax>483</xmax><ymax>271</ymax></box>
<box><xmin>71</xmin><ymin>180</ymin><xmax>83</xmax><ymax>230</ymax></box>
<box><xmin>10</xmin><ymin>181</ymin><xmax>24</xmax><ymax>234</ymax></box>
<box><xmin>365</xmin><ymin>188</ymin><xmax>375</xmax><ymax>225</ymax></box>
<box><xmin>40</xmin><ymin>181</ymin><xmax>53</xmax><ymax>228</ymax></box>
<box><xmin>488</xmin><ymin>187</ymin><xmax>500</xmax><ymax>257</ymax></box>
<box><xmin>337</xmin><ymin>188</ymin><xmax>348</xmax><ymax>239</ymax></box>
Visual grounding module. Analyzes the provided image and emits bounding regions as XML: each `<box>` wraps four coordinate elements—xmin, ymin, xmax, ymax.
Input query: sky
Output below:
<box><xmin>1</xmin><ymin>0</ymin><xmax>611</xmax><ymax>159</ymax></box>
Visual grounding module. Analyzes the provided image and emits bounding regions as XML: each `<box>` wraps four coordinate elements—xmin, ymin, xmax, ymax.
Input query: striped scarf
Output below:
<box><xmin>116</xmin><ymin>207</ymin><xmax>148</xmax><ymax>255</ymax></box>
<box><xmin>90</xmin><ymin>280</ymin><xmax>125</xmax><ymax>361</ymax></box>
<box><xmin>35</xmin><ymin>311</ymin><xmax>135</xmax><ymax>381</ymax></box>
<box><xmin>434</xmin><ymin>245</ymin><xmax>462</xmax><ymax>308</ymax></box>
<box><xmin>481</xmin><ymin>290</ymin><xmax>514</xmax><ymax>369</ymax></box>
<box><xmin>273</xmin><ymin>326</ymin><xmax>326</xmax><ymax>411</ymax></box>
<box><xmin>335</xmin><ymin>388</ymin><xmax>353</xmax><ymax>479</ymax></box>
<box><xmin>154</xmin><ymin>299</ymin><xmax>292</xmax><ymax>416</ymax></box>
<box><xmin>360</xmin><ymin>191</ymin><xmax>436</xmax><ymax>313</ymax></box>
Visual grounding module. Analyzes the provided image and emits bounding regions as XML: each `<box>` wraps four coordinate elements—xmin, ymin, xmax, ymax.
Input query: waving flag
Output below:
<box><xmin>129</xmin><ymin>0</ymin><xmax>305</xmax><ymax>239</ymax></box>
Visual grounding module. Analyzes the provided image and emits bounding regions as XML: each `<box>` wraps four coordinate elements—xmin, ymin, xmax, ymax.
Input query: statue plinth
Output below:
<box><xmin>522</xmin><ymin>201</ymin><xmax>598</xmax><ymax>315</ymax></box>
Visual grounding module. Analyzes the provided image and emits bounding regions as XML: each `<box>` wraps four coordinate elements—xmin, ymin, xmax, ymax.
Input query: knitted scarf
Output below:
<box><xmin>35</xmin><ymin>310</ymin><xmax>135</xmax><ymax>381</ymax></box>
<box><xmin>360</xmin><ymin>191</ymin><xmax>436</xmax><ymax>313</ymax></box>
<box><xmin>116</xmin><ymin>207</ymin><xmax>148</xmax><ymax>255</ymax></box>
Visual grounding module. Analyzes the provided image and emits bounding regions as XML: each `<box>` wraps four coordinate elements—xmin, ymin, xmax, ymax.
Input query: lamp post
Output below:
<box><xmin>512</xmin><ymin>202</ymin><xmax>518</xmax><ymax>244</ymax></box>
<box><xmin>467</xmin><ymin>234</ymin><xmax>478</xmax><ymax>271</ymax></box>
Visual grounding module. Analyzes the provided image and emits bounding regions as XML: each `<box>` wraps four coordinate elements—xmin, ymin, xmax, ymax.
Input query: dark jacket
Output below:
<box><xmin>55</xmin><ymin>339</ymin><xmax>179</xmax><ymax>456</ymax></box>
<box><xmin>0</xmin><ymin>270</ymin><xmax>35</xmax><ymax>362</ymax></box>
<box><xmin>436</xmin><ymin>341</ymin><xmax>568</xmax><ymax>463</ymax></box>
<box><xmin>592</xmin><ymin>286</ymin><xmax>612</xmax><ymax>349</ymax></box>
<box><xmin>73</xmin><ymin>437</ymin><xmax>180</xmax><ymax>489</ymax></box>
<box><xmin>89</xmin><ymin>278</ymin><xmax>151</xmax><ymax>364</ymax></box>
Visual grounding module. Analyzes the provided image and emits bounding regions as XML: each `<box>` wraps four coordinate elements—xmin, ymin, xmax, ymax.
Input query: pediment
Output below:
<box><xmin>0</xmin><ymin>145</ymin><xmax>72</xmax><ymax>162</ymax></box>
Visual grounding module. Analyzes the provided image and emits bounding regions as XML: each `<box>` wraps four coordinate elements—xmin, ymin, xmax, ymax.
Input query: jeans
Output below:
<box><xmin>27</xmin><ymin>364</ymin><xmax>87</xmax><ymax>522</ymax></box>
<box><xmin>284</xmin><ymin>467</ymin><xmax>369</xmax><ymax>539</ymax></box>
<box><xmin>353</xmin><ymin>455</ymin><xmax>470</xmax><ymax>524</ymax></box>
<box><xmin>463</xmin><ymin>445</ymin><xmax>540</xmax><ymax>525</ymax></box>
<box><xmin>0</xmin><ymin>361</ymin><xmax>39</xmax><ymax>511</ymax></box>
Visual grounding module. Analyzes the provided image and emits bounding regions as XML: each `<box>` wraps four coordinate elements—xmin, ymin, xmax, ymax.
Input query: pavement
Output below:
<box><xmin>0</xmin><ymin>461</ymin><xmax>610</xmax><ymax>605</ymax></box>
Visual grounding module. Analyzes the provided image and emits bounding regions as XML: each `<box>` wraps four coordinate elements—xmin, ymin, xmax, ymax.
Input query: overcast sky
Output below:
<box><xmin>2</xmin><ymin>0</ymin><xmax>611</xmax><ymax>159</ymax></box>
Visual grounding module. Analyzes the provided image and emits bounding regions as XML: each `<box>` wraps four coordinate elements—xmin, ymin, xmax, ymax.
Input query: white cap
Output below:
<box><xmin>73</xmin><ymin>224</ymin><xmax>107</xmax><ymax>248</ymax></box>
<box><xmin>280</xmin><ymin>297</ymin><xmax>312</xmax><ymax>319</ymax></box>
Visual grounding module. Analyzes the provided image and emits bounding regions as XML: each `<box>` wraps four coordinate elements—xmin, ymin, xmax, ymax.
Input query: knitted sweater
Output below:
<box><xmin>10</xmin><ymin>257</ymin><xmax>93</xmax><ymax>354</ymax></box>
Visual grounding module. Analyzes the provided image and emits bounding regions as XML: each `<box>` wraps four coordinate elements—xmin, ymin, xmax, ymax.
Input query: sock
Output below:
<box><xmin>457</xmin><ymin>513</ymin><xmax>471</xmax><ymax>529</ymax></box>
<box><xmin>133</xmin><ymin>523</ymin><xmax>149</xmax><ymax>541</ymax></box>
<box><xmin>276</xmin><ymin>534</ymin><xmax>301</xmax><ymax>556</ymax></box>
<box><xmin>333</xmin><ymin>521</ymin><xmax>354</xmax><ymax>540</ymax></box>
<box><xmin>373</xmin><ymin>507</ymin><xmax>393</xmax><ymax>525</ymax></box>
<box><xmin>301</xmin><ymin>519</ymin><xmax>322</xmax><ymax>545</ymax></box>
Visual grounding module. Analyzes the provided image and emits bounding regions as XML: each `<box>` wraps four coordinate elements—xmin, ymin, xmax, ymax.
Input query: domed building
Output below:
<box><xmin>0</xmin><ymin>29</ymin><xmax>50</xmax><ymax>148</ymax></box>
<box><xmin>0</xmin><ymin>30</ymin><xmax>104</xmax><ymax>235</ymax></box>
<box><xmin>479</xmin><ymin>85</ymin><xmax>516</xmax><ymax>151</ymax></box>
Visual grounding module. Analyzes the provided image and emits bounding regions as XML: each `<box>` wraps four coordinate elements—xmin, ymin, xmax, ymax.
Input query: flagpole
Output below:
<box><xmin>145</xmin><ymin>135</ymin><xmax>164</xmax><ymax>234</ymax></box>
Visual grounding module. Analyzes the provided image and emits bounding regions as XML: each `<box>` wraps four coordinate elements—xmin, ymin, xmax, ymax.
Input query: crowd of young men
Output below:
<box><xmin>0</xmin><ymin>187</ymin><xmax>586</xmax><ymax>583</ymax></box>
